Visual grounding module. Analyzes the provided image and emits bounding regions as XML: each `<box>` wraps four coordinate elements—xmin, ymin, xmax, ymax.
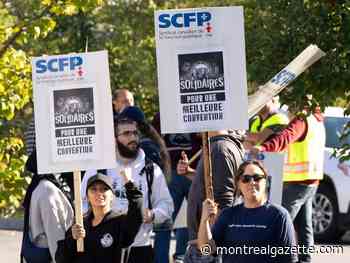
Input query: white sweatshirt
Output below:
<box><xmin>81</xmin><ymin>149</ymin><xmax>174</xmax><ymax>247</ymax></box>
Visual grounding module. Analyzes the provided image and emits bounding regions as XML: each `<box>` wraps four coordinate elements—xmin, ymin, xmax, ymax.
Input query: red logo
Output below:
<box><xmin>77</xmin><ymin>66</ymin><xmax>83</xmax><ymax>77</ymax></box>
<box><xmin>206</xmin><ymin>22</ymin><xmax>212</xmax><ymax>33</ymax></box>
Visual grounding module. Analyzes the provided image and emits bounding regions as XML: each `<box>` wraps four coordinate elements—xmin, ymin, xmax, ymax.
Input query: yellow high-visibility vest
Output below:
<box><xmin>250</xmin><ymin>113</ymin><xmax>289</xmax><ymax>145</ymax></box>
<box><xmin>250</xmin><ymin>113</ymin><xmax>288</xmax><ymax>133</ymax></box>
<box><xmin>283</xmin><ymin>114</ymin><xmax>325</xmax><ymax>182</ymax></box>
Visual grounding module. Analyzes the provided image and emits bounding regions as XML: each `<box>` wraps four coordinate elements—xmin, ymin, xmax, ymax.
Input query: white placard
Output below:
<box><xmin>155</xmin><ymin>7</ymin><xmax>248</xmax><ymax>133</ymax></box>
<box><xmin>261</xmin><ymin>152</ymin><xmax>285</xmax><ymax>205</ymax></box>
<box><xmin>32</xmin><ymin>51</ymin><xmax>116</xmax><ymax>174</ymax></box>
<box><xmin>246</xmin><ymin>152</ymin><xmax>285</xmax><ymax>205</ymax></box>
<box><xmin>173</xmin><ymin>199</ymin><xmax>187</xmax><ymax>229</ymax></box>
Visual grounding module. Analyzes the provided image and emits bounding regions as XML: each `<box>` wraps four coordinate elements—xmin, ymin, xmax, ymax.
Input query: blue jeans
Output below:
<box><xmin>282</xmin><ymin>183</ymin><xmax>318</xmax><ymax>263</ymax></box>
<box><xmin>154</xmin><ymin>169</ymin><xmax>191</xmax><ymax>263</ymax></box>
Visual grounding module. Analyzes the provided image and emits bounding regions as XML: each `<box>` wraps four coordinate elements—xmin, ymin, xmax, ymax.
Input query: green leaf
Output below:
<box><xmin>34</xmin><ymin>26</ymin><xmax>41</xmax><ymax>39</ymax></box>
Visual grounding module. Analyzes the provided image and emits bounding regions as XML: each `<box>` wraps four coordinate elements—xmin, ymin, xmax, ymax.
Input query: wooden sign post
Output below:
<box><xmin>202</xmin><ymin>132</ymin><xmax>213</xmax><ymax>200</ymax></box>
<box><xmin>202</xmin><ymin>132</ymin><xmax>215</xmax><ymax>224</ymax></box>
<box><xmin>73</xmin><ymin>171</ymin><xmax>84</xmax><ymax>252</ymax></box>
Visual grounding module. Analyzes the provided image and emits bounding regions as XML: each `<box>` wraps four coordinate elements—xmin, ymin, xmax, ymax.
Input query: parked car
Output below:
<box><xmin>312</xmin><ymin>107</ymin><xmax>350</xmax><ymax>241</ymax></box>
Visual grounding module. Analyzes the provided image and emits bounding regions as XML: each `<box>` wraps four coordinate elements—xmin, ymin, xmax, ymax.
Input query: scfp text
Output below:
<box><xmin>158</xmin><ymin>12</ymin><xmax>211</xmax><ymax>28</ymax></box>
<box><xmin>36</xmin><ymin>56</ymin><xmax>83</xmax><ymax>73</ymax></box>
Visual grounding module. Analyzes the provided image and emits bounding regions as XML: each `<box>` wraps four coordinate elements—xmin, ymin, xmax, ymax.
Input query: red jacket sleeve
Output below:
<box><xmin>260</xmin><ymin>116</ymin><xmax>307</xmax><ymax>152</ymax></box>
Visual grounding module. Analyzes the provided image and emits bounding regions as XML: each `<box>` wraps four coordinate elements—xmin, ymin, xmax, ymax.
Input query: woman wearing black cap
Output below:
<box><xmin>56</xmin><ymin>172</ymin><xmax>143</xmax><ymax>263</ymax></box>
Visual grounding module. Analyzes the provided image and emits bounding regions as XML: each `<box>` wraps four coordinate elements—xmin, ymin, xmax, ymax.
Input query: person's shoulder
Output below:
<box><xmin>36</xmin><ymin>179</ymin><xmax>60</xmax><ymax>194</ymax></box>
<box><xmin>212</xmin><ymin>135</ymin><xmax>243</xmax><ymax>157</ymax></box>
<box><xmin>220</xmin><ymin>203</ymin><xmax>242</xmax><ymax>217</ymax></box>
<box><xmin>265</xmin><ymin>202</ymin><xmax>290</xmax><ymax>219</ymax></box>
<box><xmin>274</xmin><ymin>112</ymin><xmax>288</xmax><ymax>119</ymax></box>
<box><xmin>211</xmin><ymin>135</ymin><xmax>236</xmax><ymax>150</ymax></box>
<box><xmin>143</xmin><ymin>156</ymin><xmax>164</xmax><ymax>179</ymax></box>
<box><xmin>32</xmin><ymin>180</ymin><xmax>71</xmax><ymax>209</ymax></box>
<box><xmin>104</xmin><ymin>211</ymin><xmax>122</xmax><ymax>223</ymax></box>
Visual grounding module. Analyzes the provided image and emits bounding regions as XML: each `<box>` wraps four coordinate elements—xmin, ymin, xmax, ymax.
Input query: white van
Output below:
<box><xmin>312</xmin><ymin>107</ymin><xmax>350</xmax><ymax>241</ymax></box>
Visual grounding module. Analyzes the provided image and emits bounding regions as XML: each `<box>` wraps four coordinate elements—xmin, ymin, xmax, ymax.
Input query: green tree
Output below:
<box><xmin>241</xmin><ymin>0</ymin><xmax>350</xmax><ymax>159</ymax></box>
<box><xmin>1</xmin><ymin>0</ymin><xmax>350</xmax><ymax>216</ymax></box>
<box><xmin>0</xmin><ymin>0</ymin><xmax>104</xmax><ymax>216</ymax></box>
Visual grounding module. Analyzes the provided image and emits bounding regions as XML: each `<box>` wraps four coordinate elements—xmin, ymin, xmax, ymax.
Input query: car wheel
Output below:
<box><xmin>312</xmin><ymin>183</ymin><xmax>345</xmax><ymax>241</ymax></box>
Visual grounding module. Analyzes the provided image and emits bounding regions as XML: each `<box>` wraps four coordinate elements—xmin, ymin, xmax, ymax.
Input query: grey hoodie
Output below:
<box><xmin>28</xmin><ymin>179</ymin><xmax>74</xmax><ymax>262</ymax></box>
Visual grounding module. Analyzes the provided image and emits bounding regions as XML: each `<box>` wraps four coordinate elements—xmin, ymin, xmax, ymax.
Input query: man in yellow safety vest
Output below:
<box><xmin>245</xmin><ymin>96</ymin><xmax>289</xmax><ymax>147</ymax></box>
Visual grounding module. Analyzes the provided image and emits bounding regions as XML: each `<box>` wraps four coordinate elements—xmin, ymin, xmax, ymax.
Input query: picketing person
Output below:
<box><xmin>177</xmin><ymin>130</ymin><xmax>245</xmax><ymax>263</ymax></box>
<box><xmin>245</xmin><ymin>95</ymin><xmax>288</xmax><ymax>147</ymax></box>
<box><xmin>250</xmin><ymin>95</ymin><xmax>326</xmax><ymax>263</ymax></box>
<box><xmin>197</xmin><ymin>160</ymin><xmax>298</xmax><ymax>263</ymax></box>
<box><xmin>112</xmin><ymin>88</ymin><xmax>134</xmax><ymax>118</ymax></box>
<box><xmin>21</xmin><ymin>151</ymin><xmax>74</xmax><ymax>263</ymax></box>
<box><xmin>55</xmin><ymin>172</ymin><xmax>143</xmax><ymax>263</ymax></box>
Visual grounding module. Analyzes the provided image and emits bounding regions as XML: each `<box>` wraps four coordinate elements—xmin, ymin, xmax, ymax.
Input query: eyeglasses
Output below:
<box><xmin>117</xmin><ymin>130</ymin><xmax>140</xmax><ymax>137</ymax></box>
<box><xmin>240</xmin><ymin>174</ymin><xmax>266</xmax><ymax>184</ymax></box>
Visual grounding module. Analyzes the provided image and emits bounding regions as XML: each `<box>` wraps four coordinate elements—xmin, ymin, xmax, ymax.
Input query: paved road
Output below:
<box><xmin>1</xmin><ymin>230</ymin><xmax>350</xmax><ymax>262</ymax></box>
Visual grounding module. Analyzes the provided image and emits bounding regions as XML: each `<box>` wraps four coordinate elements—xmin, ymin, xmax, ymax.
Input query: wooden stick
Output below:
<box><xmin>188</xmin><ymin>149</ymin><xmax>202</xmax><ymax>165</ymax></box>
<box><xmin>202</xmin><ymin>132</ymin><xmax>214</xmax><ymax>225</ymax></box>
<box><xmin>85</xmin><ymin>37</ymin><xmax>89</xmax><ymax>53</ymax></box>
<box><xmin>73</xmin><ymin>170</ymin><xmax>84</xmax><ymax>252</ymax></box>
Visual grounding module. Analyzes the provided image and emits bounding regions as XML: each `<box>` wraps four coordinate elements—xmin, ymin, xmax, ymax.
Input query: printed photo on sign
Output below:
<box><xmin>52</xmin><ymin>87</ymin><xmax>97</xmax><ymax>161</ymax></box>
<box><xmin>178</xmin><ymin>51</ymin><xmax>224</xmax><ymax>93</ymax></box>
<box><xmin>54</xmin><ymin>88</ymin><xmax>95</xmax><ymax>128</ymax></box>
<box><xmin>178</xmin><ymin>51</ymin><xmax>225</xmax><ymax>124</ymax></box>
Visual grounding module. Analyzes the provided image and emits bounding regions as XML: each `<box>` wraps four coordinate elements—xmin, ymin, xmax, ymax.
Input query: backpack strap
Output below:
<box><xmin>140</xmin><ymin>157</ymin><xmax>154</xmax><ymax>210</ymax></box>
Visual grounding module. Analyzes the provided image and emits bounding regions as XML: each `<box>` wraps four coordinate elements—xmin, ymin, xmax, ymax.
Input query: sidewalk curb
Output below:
<box><xmin>0</xmin><ymin>218</ymin><xmax>23</xmax><ymax>231</ymax></box>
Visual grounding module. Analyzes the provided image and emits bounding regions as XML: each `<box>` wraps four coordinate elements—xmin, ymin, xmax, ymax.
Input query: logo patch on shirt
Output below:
<box><xmin>100</xmin><ymin>233</ymin><xmax>114</xmax><ymax>248</ymax></box>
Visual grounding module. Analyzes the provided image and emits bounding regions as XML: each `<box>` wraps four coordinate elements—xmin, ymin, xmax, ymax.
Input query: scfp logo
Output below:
<box><xmin>159</xmin><ymin>12</ymin><xmax>212</xmax><ymax>28</ymax></box>
<box><xmin>35</xmin><ymin>56</ymin><xmax>83</xmax><ymax>74</ymax></box>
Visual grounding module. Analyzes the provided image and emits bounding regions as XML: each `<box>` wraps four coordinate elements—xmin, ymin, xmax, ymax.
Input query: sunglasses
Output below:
<box><xmin>240</xmin><ymin>174</ymin><xmax>266</xmax><ymax>184</ymax></box>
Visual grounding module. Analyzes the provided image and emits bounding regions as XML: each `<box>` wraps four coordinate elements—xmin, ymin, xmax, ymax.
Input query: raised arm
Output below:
<box><xmin>120</xmin><ymin>181</ymin><xmax>144</xmax><ymax>247</ymax></box>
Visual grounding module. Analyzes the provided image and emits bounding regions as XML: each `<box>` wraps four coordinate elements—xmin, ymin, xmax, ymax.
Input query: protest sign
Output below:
<box><xmin>155</xmin><ymin>6</ymin><xmax>248</xmax><ymax>134</ymax></box>
<box><xmin>248</xmin><ymin>44</ymin><xmax>325</xmax><ymax>118</ymax></box>
<box><xmin>262</xmin><ymin>152</ymin><xmax>285</xmax><ymax>205</ymax></box>
<box><xmin>32</xmin><ymin>51</ymin><xmax>116</xmax><ymax>174</ymax></box>
<box><xmin>173</xmin><ymin>199</ymin><xmax>187</xmax><ymax>229</ymax></box>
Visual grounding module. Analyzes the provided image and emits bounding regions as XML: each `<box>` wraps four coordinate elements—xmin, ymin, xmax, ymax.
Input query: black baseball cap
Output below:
<box><xmin>117</xmin><ymin>106</ymin><xmax>145</xmax><ymax>124</ymax></box>
<box><xmin>86</xmin><ymin>173</ymin><xmax>113</xmax><ymax>193</ymax></box>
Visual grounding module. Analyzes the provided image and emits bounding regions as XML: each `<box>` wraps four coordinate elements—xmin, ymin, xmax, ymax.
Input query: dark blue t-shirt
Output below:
<box><xmin>212</xmin><ymin>202</ymin><xmax>298</xmax><ymax>263</ymax></box>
